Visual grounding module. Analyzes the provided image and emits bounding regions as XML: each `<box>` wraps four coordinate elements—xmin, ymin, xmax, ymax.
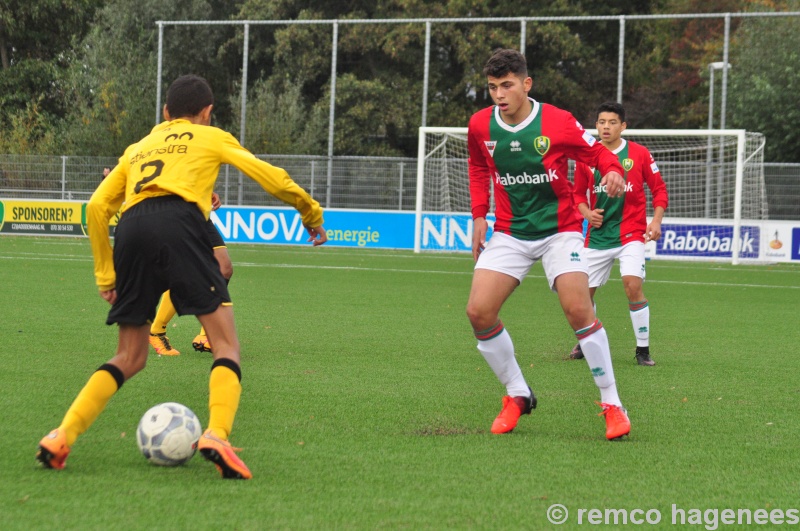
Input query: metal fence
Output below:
<box><xmin>216</xmin><ymin>155</ymin><xmax>418</xmax><ymax>211</ymax></box>
<box><xmin>155</xmin><ymin>12</ymin><xmax>800</xmax><ymax>154</ymax></box>
<box><xmin>764</xmin><ymin>163</ymin><xmax>800</xmax><ymax>220</ymax></box>
<box><xmin>0</xmin><ymin>154</ymin><xmax>418</xmax><ymax>212</ymax></box>
<box><xmin>1</xmin><ymin>155</ymin><xmax>798</xmax><ymax>220</ymax></box>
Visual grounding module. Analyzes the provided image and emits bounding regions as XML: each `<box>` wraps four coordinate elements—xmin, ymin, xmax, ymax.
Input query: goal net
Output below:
<box><xmin>415</xmin><ymin>127</ymin><xmax>767</xmax><ymax>263</ymax></box>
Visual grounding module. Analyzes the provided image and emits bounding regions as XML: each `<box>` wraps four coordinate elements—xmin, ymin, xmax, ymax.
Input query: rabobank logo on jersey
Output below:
<box><xmin>657</xmin><ymin>224</ymin><xmax>760</xmax><ymax>259</ymax></box>
<box><xmin>495</xmin><ymin>169</ymin><xmax>558</xmax><ymax>186</ymax></box>
<box><xmin>594</xmin><ymin>182</ymin><xmax>633</xmax><ymax>195</ymax></box>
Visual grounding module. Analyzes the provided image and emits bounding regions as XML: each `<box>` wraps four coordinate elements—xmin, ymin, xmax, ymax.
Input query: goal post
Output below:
<box><xmin>415</xmin><ymin>127</ymin><xmax>767</xmax><ymax>264</ymax></box>
<box><xmin>414</xmin><ymin>127</ymin><xmax>470</xmax><ymax>255</ymax></box>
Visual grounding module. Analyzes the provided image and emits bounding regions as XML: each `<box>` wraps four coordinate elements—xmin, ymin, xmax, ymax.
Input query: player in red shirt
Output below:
<box><xmin>466</xmin><ymin>49</ymin><xmax>631</xmax><ymax>440</ymax></box>
<box><xmin>569</xmin><ymin>102</ymin><xmax>668</xmax><ymax>366</ymax></box>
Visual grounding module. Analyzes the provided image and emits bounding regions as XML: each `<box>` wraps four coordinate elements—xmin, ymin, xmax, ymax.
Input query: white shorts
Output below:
<box><xmin>585</xmin><ymin>241</ymin><xmax>646</xmax><ymax>288</ymax></box>
<box><xmin>475</xmin><ymin>231</ymin><xmax>588</xmax><ymax>290</ymax></box>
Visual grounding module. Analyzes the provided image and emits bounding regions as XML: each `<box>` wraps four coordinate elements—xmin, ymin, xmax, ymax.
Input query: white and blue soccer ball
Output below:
<box><xmin>136</xmin><ymin>402</ymin><xmax>202</xmax><ymax>466</ymax></box>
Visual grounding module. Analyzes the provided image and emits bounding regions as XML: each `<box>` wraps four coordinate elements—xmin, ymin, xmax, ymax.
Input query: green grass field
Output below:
<box><xmin>1</xmin><ymin>235</ymin><xmax>799</xmax><ymax>530</ymax></box>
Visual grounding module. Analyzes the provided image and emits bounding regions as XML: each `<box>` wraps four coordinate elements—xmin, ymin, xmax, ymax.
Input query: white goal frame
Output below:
<box><xmin>415</xmin><ymin>127</ymin><xmax>766</xmax><ymax>264</ymax></box>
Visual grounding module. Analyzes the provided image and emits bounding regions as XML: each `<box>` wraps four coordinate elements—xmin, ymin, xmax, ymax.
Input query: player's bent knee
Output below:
<box><xmin>465</xmin><ymin>304</ymin><xmax>497</xmax><ymax>331</ymax></box>
<box><xmin>564</xmin><ymin>307</ymin><xmax>595</xmax><ymax>331</ymax></box>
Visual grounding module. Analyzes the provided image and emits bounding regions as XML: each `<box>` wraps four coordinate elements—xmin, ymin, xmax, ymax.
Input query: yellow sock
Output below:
<box><xmin>60</xmin><ymin>365</ymin><xmax>123</xmax><ymax>446</ymax></box>
<box><xmin>150</xmin><ymin>291</ymin><xmax>177</xmax><ymax>335</ymax></box>
<box><xmin>207</xmin><ymin>360</ymin><xmax>242</xmax><ymax>440</ymax></box>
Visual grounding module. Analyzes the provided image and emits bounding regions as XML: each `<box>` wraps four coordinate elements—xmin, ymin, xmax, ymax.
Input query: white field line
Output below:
<box><xmin>228</xmin><ymin>246</ymin><xmax>800</xmax><ymax>274</ymax></box>
<box><xmin>233</xmin><ymin>261</ymin><xmax>799</xmax><ymax>290</ymax></box>
<box><xmin>17</xmin><ymin>239</ymin><xmax>800</xmax><ymax>273</ymax></box>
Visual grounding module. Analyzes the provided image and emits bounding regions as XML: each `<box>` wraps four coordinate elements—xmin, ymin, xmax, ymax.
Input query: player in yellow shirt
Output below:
<box><xmin>148</xmin><ymin>192</ymin><xmax>231</xmax><ymax>356</ymax></box>
<box><xmin>36</xmin><ymin>74</ymin><xmax>327</xmax><ymax>479</ymax></box>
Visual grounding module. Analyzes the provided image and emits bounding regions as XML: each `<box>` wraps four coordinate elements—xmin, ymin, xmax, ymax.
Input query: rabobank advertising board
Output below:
<box><xmin>656</xmin><ymin>223</ymin><xmax>760</xmax><ymax>260</ymax></box>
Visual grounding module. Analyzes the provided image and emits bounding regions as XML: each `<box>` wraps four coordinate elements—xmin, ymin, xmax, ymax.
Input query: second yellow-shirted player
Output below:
<box><xmin>148</xmin><ymin>193</ymin><xmax>231</xmax><ymax>356</ymax></box>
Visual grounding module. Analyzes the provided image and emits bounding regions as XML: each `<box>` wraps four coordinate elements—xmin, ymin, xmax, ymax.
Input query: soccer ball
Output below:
<box><xmin>136</xmin><ymin>402</ymin><xmax>202</xmax><ymax>466</ymax></box>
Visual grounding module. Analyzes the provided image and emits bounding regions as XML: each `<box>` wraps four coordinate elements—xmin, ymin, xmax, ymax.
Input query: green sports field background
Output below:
<box><xmin>1</xmin><ymin>236</ymin><xmax>798</xmax><ymax>529</ymax></box>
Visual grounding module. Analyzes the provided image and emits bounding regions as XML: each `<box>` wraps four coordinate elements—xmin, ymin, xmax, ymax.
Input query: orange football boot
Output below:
<box><xmin>198</xmin><ymin>430</ymin><xmax>252</xmax><ymax>480</ymax></box>
<box><xmin>597</xmin><ymin>402</ymin><xmax>631</xmax><ymax>440</ymax></box>
<box><xmin>491</xmin><ymin>388</ymin><xmax>537</xmax><ymax>434</ymax></box>
<box><xmin>36</xmin><ymin>428</ymin><xmax>71</xmax><ymax>469</ymax></box>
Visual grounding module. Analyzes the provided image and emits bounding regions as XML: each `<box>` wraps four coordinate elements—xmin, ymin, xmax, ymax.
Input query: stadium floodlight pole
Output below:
<box><xmin>155</xmin><ymin>22</ymin><xmax>164</xmax><ymax>125</ymax></box>
<box><xmin>617</xmin><ymin>15</ymin><xmax>625</xmax><ymax>103</ymax></box>
<box><xmin>717</xmin><ymin>15</ymin><xmax>732</xmax><ymax>220</ymax></box>
<box><xmin>720</xmin><ymin>15</ymin><xmax>731</xmax><ymax>133</ymax></box>
<box><xmin>707</xmin><ymin>62</ymin><xmax>732</xmax><ymax>126</ymax></box>
<box><xmin>705</xmin><ymin>61</ymin><xmax>732</xmax><ymax>218</ymax></box>
<box><xmin>238</xmin><ymin>23</ymin><xmax>250</xmax><ymax>206</ymax></box>
<box><xmin>326</xmin><ymin>21</ymin><xmax>338</xmax><ymax>209</ymax></box>
<box><xmin>239</xmin><ymin>23</ymin><xmax>250</xmax><ymax>147</ymax></box>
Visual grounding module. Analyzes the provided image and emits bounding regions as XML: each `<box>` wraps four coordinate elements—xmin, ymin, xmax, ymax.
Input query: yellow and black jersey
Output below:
<box><xmin>87</xmin><ymin>119</ymin><xmax>324</xmax><ymax>290</ymax></box>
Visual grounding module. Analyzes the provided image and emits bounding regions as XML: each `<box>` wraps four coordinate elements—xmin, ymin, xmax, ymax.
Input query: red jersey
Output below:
<box><xmin>468</xmin><ymin>99</ymin><xmax>623</xmax><ymax>241</ymax></box>
<box><xmin>573</xmin><ymin>139</ymin><xmax>669</xmax><ymax>249</ymax></box>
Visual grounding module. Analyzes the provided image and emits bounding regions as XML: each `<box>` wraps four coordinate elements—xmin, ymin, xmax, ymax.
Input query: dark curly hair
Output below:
<box><xmin>482</xmin><ymin>48</ymin><xmax>528</xmax><ymax>79</ymax></box>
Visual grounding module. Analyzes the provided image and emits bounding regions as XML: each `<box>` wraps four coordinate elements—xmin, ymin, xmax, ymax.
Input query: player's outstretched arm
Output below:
<box><xmin>305</xmin><ymin>224</ymin><xmax>328</xmax><ymax>246</ymax></box>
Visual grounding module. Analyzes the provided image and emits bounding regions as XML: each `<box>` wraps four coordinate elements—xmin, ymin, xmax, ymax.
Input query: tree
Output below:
<box><xmin>231</xmin><ymin>78</ymin><xmax>327</xmax><ymax>154</ymax></box>
<box><xmin>59</xmin><ymin>0</ymin><xmax>243</xmax><ymax>156</ymax></box>
<box><xmin>0</xmin><ymin>0</ymin><xmax>99</xmax><ymax>69</ymax></box>
<box><xmin>228</xmin><ymin>0</ymin><xmax>665</xmax><ymax>156</ymax></box>
<box><xmin>648</xmin><ymin>0</ymin><xmax>745</xmax><ymax>128</ymax></box>
<box><xmin>0</xmin><ymin>0</ymin><xmax>796</xmax><ymax>162</ymax></box>
<box><xmin>728</xmin><ymin>9</ymin><xmax>800</xmax><ymax>162</ymax></box>
<box><xmin>0</xmin><ymin>0</ymin><xmax>102</xmax><ymax>153</ymax></box>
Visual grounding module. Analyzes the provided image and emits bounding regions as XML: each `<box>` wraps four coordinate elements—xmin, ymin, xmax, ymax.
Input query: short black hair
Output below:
<box><xmin>596</xmin><ymin>101</ymin><xmax>626</xmax><ymax>123</ymax></box>
<box><xmin>482</xmin><ymin>48</ymin><xmax>528</xmax><ymax>79</ymax></box>
<box><xmin>165</xmin><ymin>75</ymin><xmax>214</xmax><ymax>118</ymax></box>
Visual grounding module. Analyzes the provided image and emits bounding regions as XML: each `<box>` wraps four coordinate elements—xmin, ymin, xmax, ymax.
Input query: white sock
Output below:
<box><xmin>476</xmin><ymin>325</ymin><xmax>530</xmax><ymax>398</ymax></box>
<box><xmin>629</xmin><ymin>301</ymin><xmax>650</xmax><ymax>348</ymax></box>
<box><xmin>577</xmin><ymin>322</ymin><xmax>622</xmax><ymax>407</ymax></box>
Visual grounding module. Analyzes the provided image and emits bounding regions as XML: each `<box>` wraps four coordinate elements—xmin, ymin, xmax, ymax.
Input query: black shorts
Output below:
<box><xmin>206</xmin><ymin>218</ymin><xmax>225</xmax><ymax>249</ymax></box>
<box><xmin>107</xmin><ymin>196</ymin><xmax>231</xmax><ymax>326</ymax></box>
